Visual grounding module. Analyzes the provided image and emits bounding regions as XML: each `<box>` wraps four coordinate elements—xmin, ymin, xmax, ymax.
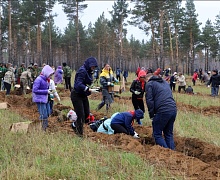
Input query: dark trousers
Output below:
<box><xmin>111</xmin><ymin>123</ymin><xmax>128</xmax><ymax>135</ymax></box>
<box><xmin>71</xmin><ymin>90</ymin><xmax>90</xmax><ymax>135</ymax></box>
<box><xmin>152</xmin><ymin>111</ymin><xmax>176</xmax><ymax>150</ymax></box>
<box><xmin>192</xmin><ymin>79</ymin><xmax>196</xmax><ymax>86</ymax></box>
<box><xmin>178</xmin><ymin>85</ymin><xmax>186</xmax><ymax>93</ymax></box>
<box><xmin>116</xmin><ymin>75</ymin><xmax>121</xmax><ymax>81</ymax></box>
<box><xmin>64</xmin><ymin>77</ymin><xmax>71</xmax><ymax>91</ymax></box>
<box><xmin>170</xmin><ymin>83</ymin><xmax>176</xmax><ymax>91</ymax></box>
<box><xmin>132</xmin><ymin>96</ymin><xmax>145</xmax><ymax>113</ymax></box>
<box><xmin>4</xmin><ymin>82</ymin><xmax>11</xmax><ymax>95</ymax></box>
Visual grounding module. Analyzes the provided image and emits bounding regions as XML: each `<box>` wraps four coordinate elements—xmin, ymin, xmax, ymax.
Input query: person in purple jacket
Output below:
<box><xmin>54</xmin><ymin>66</ymin><xmax>63</xmax><ymax>85</ymax></box>
<box><xmin>32</xmin><ymin>65</ymin><xmax>54</xmax><ymax>131</ymax></box>
<box><xmin>71</xmin><ymin>57</ymin><xmax>99</xmax><ymax>136</ymax></box>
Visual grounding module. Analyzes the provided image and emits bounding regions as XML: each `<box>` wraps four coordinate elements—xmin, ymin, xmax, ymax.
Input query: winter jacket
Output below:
<box><xmin>54</xmin><ymin>66</ymin><xmax>63</xmax><ymax>84</ymax></box>
<box><xmin>111</xmin><ymin>112</ymin><xmax>135</xmax><ymax>136</ymax></box>
<box><xmin>207</xmin><ymin>74</ymin><xmax>220</xmax><ymax>87</ymax></box>
<box><xmin>192</xmin><ymin>72</ymin><xmax>198</xmax><ymax>81</ymax></box>
<box><xmin>32</xmin><ymin>65</ymin><xmax>54</xmax><ymax>103</ymax></box>
<box><xmin>73</xmin><ymin>57</ymin><xmax>98</xmax><ymax>96</ymax></box>
<box><xmin>170</xmin><ymin>75</ymin><xmax>177</xmax><ymax>84</ymax></box>
<box><xmin>97</xmin><ymin>112</ymin><xmax>118</xmax><ymax>134</ymax></box>
<box><xmin>49</xmin><ymin>79</ymin><xmax>60</xmax><ymax>101</ymax></box>
<box><xmin>3</xmin><ymin>68</ymin><xmax>15</xmax><ymax>84</ymax></box>
<box><xmin>145</xmin><ymin>76</ymin><xmax>177</xmax><ymax>119</ymax></box>
<box><xmin>130</xmin><ymin>70</ymin><xmax>146</xmax><ymax>98</ymax></box>
<box><xmin>177</xmin><ymin>75</ymin><xmax>186</xmax><ymax>86</ymax></box>
<box><xmin>20</xmin><ymin>69</ymin><xmax>32</xmax><ymax>81</ymax></box>
<box><xmin>99</xmin><ymin>67</ymin><xmax>117</xmax><ymax>94</ymax></box>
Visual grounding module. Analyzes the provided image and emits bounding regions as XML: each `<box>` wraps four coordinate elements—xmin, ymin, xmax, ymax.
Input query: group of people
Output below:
<box><xmin>70</xmin><ymin>59</ymin><xmax>177</xmax><ymax>150</ymax></box>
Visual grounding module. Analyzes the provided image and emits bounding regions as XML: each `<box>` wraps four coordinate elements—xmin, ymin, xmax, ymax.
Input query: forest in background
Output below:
<box><xmin>0</xmin><ymin>0</ymin><xmax>220</xmax><ymax>74</ymax></box>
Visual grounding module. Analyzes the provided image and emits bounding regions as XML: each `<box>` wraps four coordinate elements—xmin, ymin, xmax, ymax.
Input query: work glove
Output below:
<box><xmin>133</xmin><ymin>131</ymin><xmax>140</xmax><ymax>139</ymax></box>
<box><xmin>207</xmin><ymin>85</ymin><xmax>210</xmax><ymax>88</ymax></box>
<box><xmin>89</xmin><ymin>88</ymin><xmax>99</xmax><ymax>93</ymax></box>
<box><xmin>107</xmin><ymin>82</ymin><xmax>111</xmax><ymax>86</ymax></box>
<box><xmin>134</xmin><ymin>91</ymin><xmax>141</xmax><ymax>95</ymax></box>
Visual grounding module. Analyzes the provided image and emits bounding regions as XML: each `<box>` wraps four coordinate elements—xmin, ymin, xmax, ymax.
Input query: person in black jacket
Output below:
<box><xmin>207</xmin><ymin>69</ymin><xmax>220</xmax><ymax>96</ymax></box>
<box><xmin>130</xmin><ymin>70</ymin><xmax>146</xmax><ymax>119</ymax></box>
<box><xmin>145</xmin><ymin>73</ymin><xmax>177</xmax><ymax>150</ymax></box>
<box><xmin>71</xmin><ymin>57</ymin><xmax>98</xmax><ymax>136</ymax></box>
<box><xmin>170</xmin><ymin>72</ymin><xmax>177</xmax><ymax>91</ymax></box>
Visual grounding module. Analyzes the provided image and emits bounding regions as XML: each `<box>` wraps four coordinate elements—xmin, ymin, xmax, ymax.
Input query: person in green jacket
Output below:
<box><xmin>63</xmin><ymin>62</ymin><xmax>72</xmax><ymax>91</ymax></box>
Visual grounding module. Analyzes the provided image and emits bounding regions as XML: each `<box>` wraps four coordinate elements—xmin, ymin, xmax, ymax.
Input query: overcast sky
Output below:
<box><xmin>53</xmin><ymin>1</ymin><xmax>220</xmax><ymax>41</ymax></box>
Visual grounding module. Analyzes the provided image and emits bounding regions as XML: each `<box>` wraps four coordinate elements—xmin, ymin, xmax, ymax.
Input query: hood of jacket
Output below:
<box><xmin>148</xmin><ymin>75</ymin><xmax>163</xmax><ymax>83</ymax></box>
<box><xmin>41</xmin><ymin>65</ymin><xmax>54</xmax><ymax>78</ymax></box>
<box><xmin>83</xmin><ymin>57</ymin><xmax>98</xmax><ymax>71</ymax></box>
<box><xmin>137</xmin><ymin>70</ymin><xmax>146</xmax><ymax>80</ymax></box>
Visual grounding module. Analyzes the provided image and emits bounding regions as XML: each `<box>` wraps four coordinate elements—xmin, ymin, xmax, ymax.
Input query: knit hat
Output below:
<box><xmin>135</xmin><ymin>109</ymin><xmax>144</xmax><ymax>124</ymax></box>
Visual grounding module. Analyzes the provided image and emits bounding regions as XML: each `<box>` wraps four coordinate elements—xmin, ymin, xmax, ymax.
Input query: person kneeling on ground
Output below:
<box><xmin>185</xmin><ymin>85</ymin><xmax>194</xmax><ymax>94</ymax></box>
<box><xmin>67</xmin><ymin>109</ymin><xmax>77</xmax><ymax>128</ymax></box>
<box><xmin>97</xmin><ymin>112</ymin><xmax>119</xmax><ymax>135</ymax></box>
<box><xmin>110</xmin><ymin>109</ymin><xmax>144</xmax><ymax>139</ymax></box>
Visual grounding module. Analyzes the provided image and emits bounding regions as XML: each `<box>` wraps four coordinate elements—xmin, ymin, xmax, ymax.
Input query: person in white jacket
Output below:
<box><xmin>177</xmin><ymin>72</ymin><xmax>186</xmax><ymax>93</ymax></box>
<box><xmin>48</xmin><ymin>78</ymin><xmax>60</xmax><ymax>114</ymax></box>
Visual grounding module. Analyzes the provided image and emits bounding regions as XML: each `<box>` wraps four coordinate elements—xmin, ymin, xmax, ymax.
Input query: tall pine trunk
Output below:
<box><xmin>8</xmin><ymin>0</ymin><xmax>12</xmax><ymax>63</ymax></box>
<box><xmin>0</xmin><ymin>2</ymin><xmax>2</xmax><ymax>62</ymax></box>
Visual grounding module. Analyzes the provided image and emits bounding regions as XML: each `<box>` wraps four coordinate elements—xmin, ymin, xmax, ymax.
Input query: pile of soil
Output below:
<box><xmin>0</xmin><ymin>91</ymin><xmax>219</xmax><ymax>179</ymax></box>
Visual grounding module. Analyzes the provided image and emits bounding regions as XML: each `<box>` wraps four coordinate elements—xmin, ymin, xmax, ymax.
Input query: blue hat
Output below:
<box><xmin>135</xmin><ymin>109</ymin><xmax>144</xmax><ymax>124</ymax></box>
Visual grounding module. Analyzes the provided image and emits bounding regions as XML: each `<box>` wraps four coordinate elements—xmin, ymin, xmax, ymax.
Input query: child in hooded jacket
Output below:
<box><xmin>110</xmin><ymin>109</ymin><xmax>144</xmax><ymax>138</ymax></box>
<box><xmin>32</xmin><ymin>65</ymin><xmax>54</xmax><ymax>131</ymax></box>
<box><xmin>130</xmin><ymin>70</ymin><xmax>146</xmax><ymax>117</ymax></box>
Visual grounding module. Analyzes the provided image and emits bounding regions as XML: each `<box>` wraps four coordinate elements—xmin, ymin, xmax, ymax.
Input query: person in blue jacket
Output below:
<box><xmin>145</xmin><ymin>73</ymin><xmax>177</xmax><ymax>150</ymax></box>
<box><xmin>71</xmin><ymin>57</ymin><xmax>98</xmax><ymax>136</ymax></box>
<box><xmin>110</xmin><ymin>109</ymin><xmax>144</xmax><ymax>138</ymax></box>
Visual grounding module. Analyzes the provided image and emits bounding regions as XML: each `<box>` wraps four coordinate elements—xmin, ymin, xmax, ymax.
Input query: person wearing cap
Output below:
<box><xmin>70</xmin><ymin>57</ymin><xmax>98</xmax><ymax>136</ymax></box>
<box><xmin>207</xmin><ymin>69</ymin><xmax>220</xmax><ymax>96</ymax></box>
<box><xmin>170</xmin><ymin>72</ymin><xmax>178</xmax><ymax>91</ymax></box>
<box><xmin>130</xmin><ymin>70</ymin><xmax>146</xmax><ymax>123</ymax></box>
<box><xmin>32</xmin><ymin>65</ymin><xmax>54</xmax><ymax>131</ymax></box>
<box><xmin>110</xmin><ymin>109</ymin><xmax>144</xmax><ymax>138</ymax></box>
<box><xmin>31</xmin><ymin>63</ymin><xmax>41</xmax><ymax>83</ymax></box>
<box><xmin>145</xmin><ymin>73</ymin><xmax>177</xmax><ymax>150</ymax></box>
<box><xmin>17</xmin><ymin>63</ymin><xmax>26</xmax><ymax>84</ymax></box>
<box><xmin>20</xmin><ymin>65</ymin><xmax>33</xmax><ymax>95</ymax></box>
<box><xmin>3</xmin><ymin>67</ymin><xmax>15</xmax><ymax>95</ymax></box>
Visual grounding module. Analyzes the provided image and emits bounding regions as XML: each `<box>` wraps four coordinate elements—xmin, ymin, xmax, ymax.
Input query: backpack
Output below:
<box><xmin>90</xmin><ymin>116</ymin><xmax>108</xmax><ymax>132</ymax></box>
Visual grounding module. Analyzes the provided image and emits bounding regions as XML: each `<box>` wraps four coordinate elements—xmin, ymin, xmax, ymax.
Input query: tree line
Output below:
<box><xmin>0</xmin><ymin>0</ymin><xmax>220</xmax><ymax>75</ymax></box>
